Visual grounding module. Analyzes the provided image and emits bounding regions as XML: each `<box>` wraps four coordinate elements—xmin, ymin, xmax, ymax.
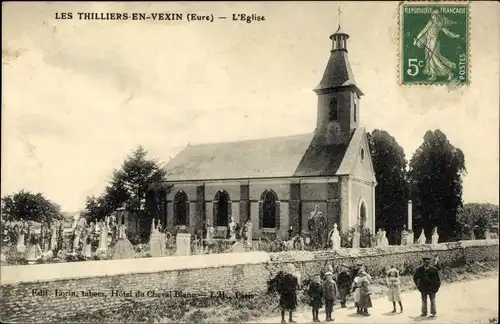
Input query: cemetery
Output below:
<box><xmin>1</xmin><ymin>200</ymin><xmax>499</xmax><ymax>323</ymax></box>
<box><xmin>1</xmin><ymin>201</ymin><xmax>498</xmax><ymax>267</ymax></box>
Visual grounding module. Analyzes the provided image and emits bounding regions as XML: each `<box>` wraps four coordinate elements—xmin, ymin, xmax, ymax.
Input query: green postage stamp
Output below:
<box><xmin>399</xmin><ymin>1</ymin><xmax>470</xmax><ymax>86</ymax></box>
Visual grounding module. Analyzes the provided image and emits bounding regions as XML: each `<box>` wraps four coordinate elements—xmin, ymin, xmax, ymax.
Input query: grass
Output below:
<box><xmin>57</xmin><ymin>260</ymin><xmax>498</xmax><ymax>323</ymax></box>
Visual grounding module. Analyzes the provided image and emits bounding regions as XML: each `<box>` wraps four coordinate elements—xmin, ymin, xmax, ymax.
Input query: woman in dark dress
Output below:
<box><xmin>277</xmin><ymin>264</ymin><xmax>299</xmax><ymax>323</ymax></box>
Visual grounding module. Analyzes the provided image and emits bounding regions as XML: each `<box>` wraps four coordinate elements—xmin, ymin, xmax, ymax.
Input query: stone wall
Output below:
<box><xmin>1</xmin><ymin>240</ymin><xmax>497</xmax><ymax>322</ymax></box>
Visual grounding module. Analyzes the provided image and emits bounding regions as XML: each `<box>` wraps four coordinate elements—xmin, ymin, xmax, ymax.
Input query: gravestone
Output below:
<box><xmin>376</xmin><ymin>228</ymin><xmax>383</xmax><ymax>246</ymax></box>
<box><xmin>72</xmin><ymin>227</ymin><xmax>82</xmax><ymax>255</ymax></box>
<box><xmin>176</xmin><ymin>233</ymin><xmax>191</xmax><ymax>256</ymax></box>
<box><xmin>244</xmin><ymin>220</ymin><xmax>253</xmax><ymax>247</ymax></box>
<box><xmin>112</xmin><ymin>225</ymin><xmax>135</xmax><ymax>260</ymax></box>
<box><xmin>50</xmin><ymin>224</ymin><xmax>58</xmax><ymax>250</ymax></box>
<box><xmin>229</xmin><ymin>217</ymin><xmax>237</xmax><ymax>242</ymax></box>
<box><xmin>97</xmin><ymin>221</ymin><xmax>108</xmax><ymax>253</ymax></box>
<box><xmin>16</xmin><ymin>232</ymin><xmax>26</xmax><ymax>253</ymax></box>
<box><xmin>431</xmin><ymin>227</ymin><xmax>439</xmax><ymax>245</ymax></box>
<box><xmin>379</xmin><ymin>229</ymin><xmax>389</xmax><ymax>247</ymax></box>
<box><xmin>330</xmin><ymin>223</ymin><xmax>341</xmax><ymax>251</ymax></box>
<box><xmin>26</xmin><ymin>243</ymin><xmax>42</xmax><ymax>265</ymax></box>
<box><xmin>416</xmin><ymin>229</ymin><xmax>426</xmax><ymax>244</ymax></box>
<box><xmin>83</xmin><ymin>235</ymin><xmax>92</xmax><ymax>258</ymax></box>
<box><xmin>150</xmin><ymin>219</ymin><xmax>165</xmax><ymax>257</ymax></box>
<box><xmin>400</xmin><ymin>225</ymin><xmax>409</xmax><ymax>245</ymax></box>
<box><xmin>231</xmin><ymin>241</ymin><xmax>246</xmax><ymax>253</ymax></box>
<box><xmin>485</xmin><ymin>229</ymin><xmax>491</xmax><ymax>240</ymax></box>
<box><xmin>205</xmin><ymin>225</ymin><xmax>215</xmax><ymax>253</ymax></box>
<box><xmin>352</xmin><ymin>229</ymin><xmax>360</xmax><ymax>248</ymax></box>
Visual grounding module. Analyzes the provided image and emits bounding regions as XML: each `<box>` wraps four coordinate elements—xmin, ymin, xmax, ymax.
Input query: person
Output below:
<box><xmin>413</xmin><ymin>257</ymin><xmax>441</xmax><ymax>317</ymax></box>
<box><xmin>351</xmin><ymin>271</ymin><xmax>362</xmax><ymax>314</ymax></box>
<box><xmin>336</xmin><ymin>265</ymin><xmax>352</xmax><ymax>308</ymax></box>
<box><xmin>358</xmin><ymin>270</ymin><xmax>372</xmax><ymax>316</ymax></box>
<box><xmin>277</xmin><ymin>264</ymin><xmax>299</xmax><ymax>323</ymax></box>
<box><xmin>308</xmin><ymin>273</ymin><xmax>323</xmax><ymax>322</ymax></box>
<box><xmin>322</xmin><ymin>271</ymin><xmax>338</xmax><ymax>322</ymax></box>
<box><xmin>386</xmin><ymin>266</ymin><xmax>403</xmax><ymax>313</ymax></box>
<box><xmin>351</xmin><ymin>261</ymin><xmax>364</xmax><ymax>279</ymax></box>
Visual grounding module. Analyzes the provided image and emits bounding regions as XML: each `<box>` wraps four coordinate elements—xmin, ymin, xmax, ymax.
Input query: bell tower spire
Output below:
<box><xmin>313</xmin><ymin>9</ymin><xmax>363</xmax><ymax>146</ymax></box>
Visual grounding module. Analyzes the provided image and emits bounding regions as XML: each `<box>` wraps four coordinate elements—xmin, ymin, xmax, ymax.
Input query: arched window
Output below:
<box><xmin>174</xmin><ymin>191</ymin><xmax>189</xmax><ymax>226</ymax></box>
<box><xmin>213</xmin><ymin>190</ymin><xmax>231</xmax><ymax>227</ymax></box>
<box><xmin>359</xmin><ymin>201</ymin><xmax>367</xmax><ymax>228</ymax></box>
<box><xmin>259</xmin><ymin>190</ymin><xmax>280</xmax><ymax>229</ymax></box>
<box><xmin>360</xmin><ymin>148</ymin><xmax>365</xmax><ymax>161</ymax></box>
<box><xmin>329</xmin><ymin>98</ymin><xmax>338</xmax><ymax>121</ymax></box>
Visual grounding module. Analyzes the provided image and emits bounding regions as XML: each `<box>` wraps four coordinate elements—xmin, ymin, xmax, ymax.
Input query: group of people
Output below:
<box><xmin>275</xmin><ymin>256</ymin><xmax>441</xmax><ymax>322</ymax></box>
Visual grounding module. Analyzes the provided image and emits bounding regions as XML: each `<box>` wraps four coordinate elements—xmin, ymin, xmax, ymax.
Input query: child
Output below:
<box><xmin>322</xmin><ymin>271</ymin><xmax>338</xmax><ymax>322</ymax></box>
<box><xmin>308</xmin><ymin>274</ymin><xmax>323</xmax><ymax>322</ymax></box>
<box><xmin>386</xmin><ymin>267</ymin><xmax>403</xmax><ymax>313</ymax></box>
<box><xmin>351</xmin><ymin>272</ymin><xmax>361</xmax><ymax>314</ymax></box>
<box><xmin>358</xmin><ymin>270</ymin><xmax>373</xmax><ymax>316</ymax></box>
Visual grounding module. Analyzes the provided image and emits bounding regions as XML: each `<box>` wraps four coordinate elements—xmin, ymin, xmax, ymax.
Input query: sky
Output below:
<box><xmin>2</xmin><ymin>1</ymin><xmax>499</xmax><ymax>211</ymax></box>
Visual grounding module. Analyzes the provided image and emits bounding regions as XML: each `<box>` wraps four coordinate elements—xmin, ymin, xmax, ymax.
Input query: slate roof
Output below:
<box><xmin>164</xmin><ymin>133</ymin><xmax>351</xmax><ymax>181</ymax></box>
<box><xmin>314</xmin><ymin>50</ymin><xmax>362</xmax><ymax>95</ymax></box>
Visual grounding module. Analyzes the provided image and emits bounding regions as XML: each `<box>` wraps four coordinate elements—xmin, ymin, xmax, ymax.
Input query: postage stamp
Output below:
<box><xmin>399</xmin><ymin>1</ymin><xmax>470</xmax><ymax>86</ymax></box>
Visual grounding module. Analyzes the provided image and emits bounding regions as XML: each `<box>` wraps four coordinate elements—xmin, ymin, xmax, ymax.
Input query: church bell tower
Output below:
<box><xmin>313</xmin><ymin>15</ymin><xmax>364</xmax><ymax>146</ymax></box>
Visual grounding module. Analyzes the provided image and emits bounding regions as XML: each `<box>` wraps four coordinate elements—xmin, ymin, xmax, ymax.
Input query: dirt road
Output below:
<box><xmin>252</xmin><ymin>276</ymin><xmax>498</xmax><ymax>324</ymax></box>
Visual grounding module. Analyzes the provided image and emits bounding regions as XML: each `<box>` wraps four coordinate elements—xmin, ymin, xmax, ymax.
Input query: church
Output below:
<box><xmin>161</xmin><ymin>23</ymin><xmax>377</xmax><ymax>241</ymax></box>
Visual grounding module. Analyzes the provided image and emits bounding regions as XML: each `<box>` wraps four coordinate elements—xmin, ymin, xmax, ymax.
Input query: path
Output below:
<box><xmin>251</xmin><ymin>276</ymin><xmax>498</xmax><ymax>324</ymax></box>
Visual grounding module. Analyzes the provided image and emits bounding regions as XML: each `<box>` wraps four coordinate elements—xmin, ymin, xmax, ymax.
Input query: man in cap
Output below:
<box><xmin>336</xmin><ymin>264</ymin><xmax>352</xmax><ymax>308</ymax></box>
<box><xmin>413</xmin><ymin>257</ymin><xmax>441</xmax><ymax>317</ymax></box>
<box><xmin>322</xmin><ymin>271</ymin><xmax>338</xmax><ymax>321</ymax></box>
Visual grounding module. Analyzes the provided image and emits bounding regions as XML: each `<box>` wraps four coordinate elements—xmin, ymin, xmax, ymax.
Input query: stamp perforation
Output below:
<box><xmin>397</xmin><ymin>0</ymin><xmax>471</xmax><ymax>87</ymax></box>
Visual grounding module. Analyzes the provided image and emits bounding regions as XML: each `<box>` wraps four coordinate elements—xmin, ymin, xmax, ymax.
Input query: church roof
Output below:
<box><xmin>314</xmin><ymin>50</ymin><xmax>362</xmax><ymax>95</ymax></box>
<box><xmin>163</xmin><ymin>133</ymin><xmax>350</xmax><ymax>181</ymax></box>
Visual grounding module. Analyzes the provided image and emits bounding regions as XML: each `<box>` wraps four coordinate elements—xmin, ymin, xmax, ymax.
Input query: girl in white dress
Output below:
<box><xmin>386</xmin><ymin>267</ymin><xmax>403</xmax><ymax>313</ymax></box>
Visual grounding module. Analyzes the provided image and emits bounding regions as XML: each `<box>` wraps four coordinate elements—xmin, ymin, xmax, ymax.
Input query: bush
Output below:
<box><xmin>340</xmin><ymin>225</ymin><xmax>374</xmax><ymax>248</ymax></box>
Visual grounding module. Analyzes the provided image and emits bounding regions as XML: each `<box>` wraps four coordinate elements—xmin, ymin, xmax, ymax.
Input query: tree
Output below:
<box><xmin>84</xmin><ymin>196</ymin><xmax>111</xmax><ymax>224</ymax></box>
<box><xmin>85</xmin><ymin>146</ymin><xmax>171</xmax><ymax>238</ymax></box>
<box><xmin>367</xmin><ymin>130</ymin><xmax>409</xmax><ymax>244</ymax></box>
<box><xmin>408</xmin><ymin>130</ymin><xmax>466</xmax><ymax>242</ymax></box>
<box><xmin>1</xmin><ymin>190</ymin><xmax>62</xmax><ymax>224</ymax></box>
<box><xmin>457</xmin><ymin>203</ymin><xmax>499</xmax><ymax>239</ymax></box>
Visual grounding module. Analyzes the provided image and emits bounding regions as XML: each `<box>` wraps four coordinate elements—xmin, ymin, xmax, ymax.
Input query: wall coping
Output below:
<box><xmin>0</xmin><ymin>251</ymin><xmax>271</xmax><ymax>285</ymax></box>
<box><xmin>1</xmin><ymin>240</ymin><xmax>497</xmax><ymax>285</ymax></box>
